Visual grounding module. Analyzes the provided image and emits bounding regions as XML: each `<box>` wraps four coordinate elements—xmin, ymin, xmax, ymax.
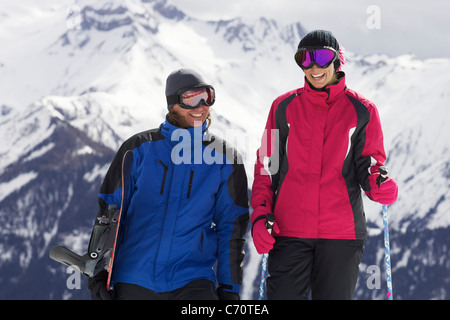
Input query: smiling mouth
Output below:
<box><xmin>311</xmin><ymin>73</ymin><xmax>325</xmax><ymax>80</ymax></box>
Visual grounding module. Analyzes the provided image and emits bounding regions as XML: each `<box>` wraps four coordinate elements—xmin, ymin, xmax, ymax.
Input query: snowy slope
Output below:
<box><xmin>0</xmin><ymin>0</ymin><xmax>449</xmax><ymax>299</ymax></box>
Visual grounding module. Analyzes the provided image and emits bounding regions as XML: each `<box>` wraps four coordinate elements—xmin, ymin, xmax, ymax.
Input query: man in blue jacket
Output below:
<box><xmin>88</xmin><ymin>68</ymin><xmax>249</xmax><ymax>300</ymax></box>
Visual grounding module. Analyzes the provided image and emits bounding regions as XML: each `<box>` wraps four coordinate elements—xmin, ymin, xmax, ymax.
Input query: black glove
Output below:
<box><xmin>217</xmin><ymin>287</ymin><xmax>240</xmax><ymax>300</ymax></box>
<box><xmin>88</xmin><ymin>270</ymin><xmax>113</xmax><ymax>300</ymax></box>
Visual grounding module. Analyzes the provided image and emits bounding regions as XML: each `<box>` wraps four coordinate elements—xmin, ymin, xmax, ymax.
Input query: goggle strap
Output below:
<box><xmin>166</xmin><ymin>94</ymin><xmax>179</xmax><ymax>105</ymax></box>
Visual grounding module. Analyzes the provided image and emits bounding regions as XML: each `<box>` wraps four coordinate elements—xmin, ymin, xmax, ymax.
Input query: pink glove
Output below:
<box><xmin>251</xmin><ymin>207</ymin><xmax>279</xmax><ymax>254</ymax></box>
<box><xmin>366</xmin><ymin>173</ymin><xmax>398</xmax><ymax>205</ymax></box>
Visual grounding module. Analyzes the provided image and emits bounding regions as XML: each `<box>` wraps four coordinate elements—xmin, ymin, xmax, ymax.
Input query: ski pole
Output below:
<box><xmin>258</xmin><ymin>214</ymin><xmax>275</xmax><ymax>300</ymax></box>
<box><xmin>382</xmin><ymin>204</ymin><xmax>393</xmax><ymax>300</ymax></box>
<box><xmin>377</xmin><ymin>166</ymin><xmax>393</xmax><ymax>300</ymax></box>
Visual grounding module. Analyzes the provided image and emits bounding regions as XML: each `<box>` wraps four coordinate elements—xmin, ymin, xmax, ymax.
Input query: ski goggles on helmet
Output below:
<box><xmin>167</xmin><ymin>85</ymin><xmax>215</xmax><ymax>109</ymax></box>
<box><xmin>295</xmin><ymin>46</ymin><xmax>337</xmax><ymax>70</ymax></box>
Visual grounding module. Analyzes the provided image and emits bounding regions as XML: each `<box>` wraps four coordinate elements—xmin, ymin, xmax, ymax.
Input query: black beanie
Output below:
<box><xmin>295</xmin><ymin>30</ymin><xmax>341</xmax><ymax>70</ymax></box>
<box><xmin>165</xmin><ymin>68</ymin><xmax>209</xmax><ymax>109</ymax></box>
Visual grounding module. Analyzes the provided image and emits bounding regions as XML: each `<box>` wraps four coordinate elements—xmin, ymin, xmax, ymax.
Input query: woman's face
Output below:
<box><xmin>303</xmin><ymin>63</ymin><xmax>335</xmax><ymax>89</ymax></box>
<box><xmin>170</xmin><ymin>104</ymin><xmax>210</xmax><ymax>128</ymax></box>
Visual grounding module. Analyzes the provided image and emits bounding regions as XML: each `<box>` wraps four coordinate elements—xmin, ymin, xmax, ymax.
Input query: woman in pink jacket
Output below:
<box><xmin>251</xmin><ymin>30</ymin><xmax>398</xmax><ymax>300</ymax></box>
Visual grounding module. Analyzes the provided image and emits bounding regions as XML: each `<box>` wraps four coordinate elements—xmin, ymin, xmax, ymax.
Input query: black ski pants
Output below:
<box><xmin>113</xmin><ymin>279</ymin><xmax>218</xmax><ymax>300</ymax></box>
<box><xmin>267</xmin><ymin>237</ymin><xmax>364</xmax><ymax>300</ymax></box>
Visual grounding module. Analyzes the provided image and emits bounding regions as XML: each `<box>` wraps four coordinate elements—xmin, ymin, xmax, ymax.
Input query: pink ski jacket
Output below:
<box><xmin>251</xmin><ymin>72</ymin><xmax>386</xmax><ymax>240</ymax></box>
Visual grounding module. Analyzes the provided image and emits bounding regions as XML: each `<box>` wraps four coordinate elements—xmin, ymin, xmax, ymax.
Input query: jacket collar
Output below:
<box><xmin>304</xmin><ymin>71</ymin><xmax>346</xmax><ymax>103</ymax></box>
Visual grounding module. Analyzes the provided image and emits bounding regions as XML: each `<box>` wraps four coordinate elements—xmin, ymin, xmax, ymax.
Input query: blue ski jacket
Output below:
<box><xmin>93</xmin><ymin>119</ymin><xmax>249</xmax><ymax>294</ymax></box>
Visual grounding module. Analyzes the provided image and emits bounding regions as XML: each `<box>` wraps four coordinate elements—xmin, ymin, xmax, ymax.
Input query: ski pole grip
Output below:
<box><xmin>265</xmin><ymin>213</ymin><xmax>275</xmax><ymax>234</ymax></box>
<box><xmin>377</xmin><ymin>166</ymin><xmax>389</xmax><ymax>186</ymax></box>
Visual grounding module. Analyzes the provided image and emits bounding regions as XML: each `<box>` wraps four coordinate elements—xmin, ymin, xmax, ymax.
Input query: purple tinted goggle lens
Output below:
<box><xmin>296</xmin><ymin>47</ymin><xmax>337</xmax><ymax>70</ymax></box>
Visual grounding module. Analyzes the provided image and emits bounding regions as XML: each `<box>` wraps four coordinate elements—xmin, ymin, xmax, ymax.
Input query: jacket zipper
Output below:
<box><xmin>158</xmin><ymin>160</ymin><xmax>168</xmax><ymax>195</ymax></box>
<box><xmin>187</xmin><ymin>170</ymin><xmax>194</xmax><ymax>199</ymax></box>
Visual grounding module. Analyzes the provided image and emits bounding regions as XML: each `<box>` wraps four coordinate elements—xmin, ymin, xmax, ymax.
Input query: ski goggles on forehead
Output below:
<box><xmin>295</xmin><ymin>46</ymin><xmax>337</xmax><ymax>70</ymax></box>
<box><xmin>167</xmin><ymin>86</ymin><xmax>215</xmax><ymax>109</ymax></box>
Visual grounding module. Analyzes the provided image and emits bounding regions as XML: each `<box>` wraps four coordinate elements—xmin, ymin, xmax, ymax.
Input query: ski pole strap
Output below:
<box><xmin>252</xmin><ymin>214</ymin><xmax>267</xmax><ymax>227</ymax></box>
<box><xmin>252</xmin><ymin>213</ymin><xmax>275</xmax><ymax>229</ymax></box>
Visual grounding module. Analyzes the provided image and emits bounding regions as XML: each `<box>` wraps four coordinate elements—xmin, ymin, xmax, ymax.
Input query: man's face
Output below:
<box><xmin>170</xmin><ymin>103</ymin><xmax>210</xmax><ymax>128</ymax></box>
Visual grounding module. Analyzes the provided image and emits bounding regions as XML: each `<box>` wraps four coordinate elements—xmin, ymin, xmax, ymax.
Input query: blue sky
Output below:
<box><xmin>169</xmin><ymin>0</ymin><xmax>450</xmax><ymax>59</ymax></box>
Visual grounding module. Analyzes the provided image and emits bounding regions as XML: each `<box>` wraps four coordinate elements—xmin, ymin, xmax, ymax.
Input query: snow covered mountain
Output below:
<box><xmin>0</xmin><ymin>0</ymin><xmax>448</xmax><ymax>300</ymax></box>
